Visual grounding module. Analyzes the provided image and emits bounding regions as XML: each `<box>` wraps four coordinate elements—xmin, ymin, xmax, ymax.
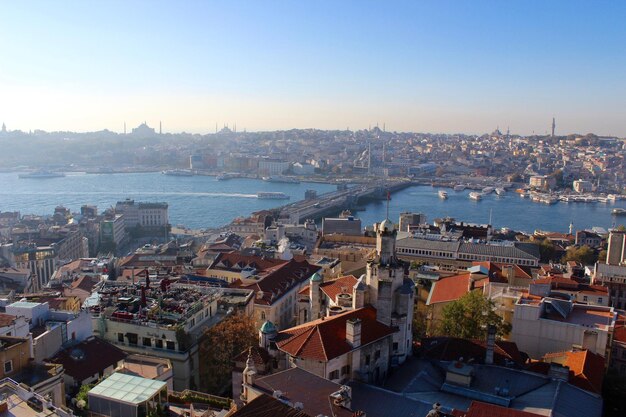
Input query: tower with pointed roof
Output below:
<box><xmin>241</xmin><ymin>348</ymin><xmax>257</xmax><ymax>402</ymax></box>
<box><xmin>365</xmin><ymin>218</ymin><xmax>415</xmax><ymax>366</ymax></box>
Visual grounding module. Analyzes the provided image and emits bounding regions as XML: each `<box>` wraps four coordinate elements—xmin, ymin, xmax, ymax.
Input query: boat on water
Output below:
<box><xmin>257</xmin><ymin>192</ymin><xmax>290</xmax><ymax>200</ymax></box>
<box><xmin>18</xmin><ymin>170</ymin><xmax>65</xmax><ymax>179</ymax></box>
<box><xmin>262</xmin><ymin>176</ymin><xmax>300</xmax><ymax>184</ymax></box>
<box><xmin>469</xmin><ymin>192</ymin><xmax>483</xmax><ymax>201</ymax></box>
<box><xmin>216</xmin><ymin>173</ymin><xmax>239</xmax><ymax>180</ymax></box>
<box><xmin>162</xmin><ymin>169</ymin><xmax>193</xmax><ymax>176</ymax></box>
<box><xmin>612</xmin><ymin>208</ymin><xmax>626</xmax><ymax>216</ymax></box>
<box><xmin>438</xmin><ymin>190</ymin><xmax>448</xmax><ymax>199</ymax></box>
<box><xmin>495</xmin><ymin>187</ymin><xmax>506</xmax><ymax>196</ymax></box>
<box><xmin>520</xmin><ymin>192</ymin><xmax>529</xmax><ymax>198</ymax></box>
<box><xmin>453</xmin><ymin>184</ymin><xmax>466</xmax><ymax>191</ymax></box>
<box><xmin>482</xmin><ymin>187</ymin><xmax>494</xmax><ymax>194</ymax></box>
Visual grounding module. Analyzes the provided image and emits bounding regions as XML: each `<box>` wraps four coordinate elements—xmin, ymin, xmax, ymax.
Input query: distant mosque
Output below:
<box><xmin>130</xmin><ymin>121</ymin><xmax>162</xmax><ymax>137</ymax></box>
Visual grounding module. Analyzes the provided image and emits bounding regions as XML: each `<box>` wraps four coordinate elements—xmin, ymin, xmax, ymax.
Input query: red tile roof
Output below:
<box><xmin>456</xmin><ymin>401</ymin><xmax>543</xmax><ymax>417</ymax></box>
<box><xmin>541</xmin><ymin>350</ymin><xmax>605</xmax><ymax>394</ymax></box>
<box><xmin>230</xmin><ymin>394</ymin><xmax>312</xmax><ymax>417</ymax></box>
<box><xmin>243</xmin><ymin>259</ymin><xmax>320</xmax><ymax>306</ymax></box>
<box><xmin>319</xmin><ymin>275</ymin><xmax>358</xmax><ymax>302</ymax></box>
<box><xmin>209</xmin><ymin>252</ymin><xmax>287</xmax><ymax>274</ymax></box>
<box><xmin>276</xmin><ymin>306</ymin><xmax>395</xmax><ymax>361</ymax></box>
<box><xmin>427</xmin><ymin>273</ymin><xmax>471</xmax><ymax>305</ymax></box>
<box><xmin>420</xmin><ymin>337</ymin><xmax>526</xmax><ymax>366</ymax></box>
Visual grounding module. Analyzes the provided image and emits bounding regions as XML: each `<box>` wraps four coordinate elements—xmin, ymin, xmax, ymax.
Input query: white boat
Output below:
<box><xmin>520</xmin><ymin>192</ymin><xmax>529</xmax><ymax>199</ymax></box>
<box><xmin>18</xmin><ymin>170</ymin><xmax>65</xmax><ymax>179</ymax></box>
<box><xmin>438</xmin><ymin>190</ymin><xmax>448</xmax><ymax>199</ymax></box>
<box><xmin>257</xmin><ymin>192</ymin><xmax>290</xmax><ymax>200</ymax></box>
<box><xmin>607</xmin><ymin>194</ymin><xmax>617</xmax><ymax>202</ymax></box>
<box><xmin>469</xmin><ymin>192</ymin><xmax>483</xmax><ymax>201</ymax></box>
<box><xmin>162</xmin><ymin>169</ymin><xmax>193</xmax><ymax>176</ymax></box>
<box><xmin>482</xmin><ymin>187</ymin><xmax>494</xmax><ymax>194</ymax></box>
<box><xmin>453</xmin><ymin>184</ymin><xmax>466</xmax><ymax>191</ymax></box>
<box><xmin>495</xmin><ymin>188</ymin><xmax>506</xmax><ymax>196</ymax></box>
<box><xmin>612</xmin><ymin>208</ymin><xmax>626</xmax><ymax>216</ymax></box>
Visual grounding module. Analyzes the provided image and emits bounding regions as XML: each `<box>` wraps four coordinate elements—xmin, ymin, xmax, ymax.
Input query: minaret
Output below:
<box><xmin>551</xmin><ymin>117</ymin><xmax>556</xmax><ymax>138</ymax></box>
<box><xmin>569</xmin><ymin>221</ymin><xmax>573</xmax><ymax>235</ymax></box>
<box><xmin>123</xmin><ymin>122</ymin><xmax>126</xmax><ymax>135</ymax></box>
<box><xmin>1</xmin><ymin>122</ymin><xmax>6</xmax><ymax>133</ymax></box>
<box><xmin>159</xmin><ymin>121</ymin><xmax>162</xmax><ymax>135</ymax></box>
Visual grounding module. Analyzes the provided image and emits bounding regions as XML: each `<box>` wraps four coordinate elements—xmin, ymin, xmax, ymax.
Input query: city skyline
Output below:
<box><xmin>1</xmin><ymin>1</ymin><xmax>626</xmax><ymax>136</ymax></box>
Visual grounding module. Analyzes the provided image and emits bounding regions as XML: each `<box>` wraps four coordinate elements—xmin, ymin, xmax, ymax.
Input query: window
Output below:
<box><xmin>143</xmin><ymin>337</ymin><xmax>152</xmax><ymax>347</ymax></box>
<box><xmin>329</xmin><ymin>370</ymin><xmax>339</xmax><ymax>380</ymax></box>
<box><xmin>166</xmin><ymin>341</ymin><xmax>176</xmax><ymax>350</ymax></box>
<box><xmin>155</xmin><ymin>339</ymin><xmax>164</xmax><ymax>349</ymax></box>
<box><xmin>341</xmin><ymin>365</ymin><xmax>351</xmax><ymax>376</ymax></box>
<box><xmin>393</xmin><ymin>342</ymin><xmax>398</xmax><ymax>351</ymax></box>
<box><xmin>261</xmin><ymin>311</ymin><xmax>266</xmax><ymax>320</ymax></box>
<box><xmin>4</xmin><ymin>361</ymin><xmax>12</xmax><ymax>374</ymax></box>
<box><xmin>374</xmin><ymin>350</ymin><xmax>381</xmax><ymax>360</ymax></box>
<box><xmin>583</xmin><ymin>296</ymin><xmax>588</xmax><ymax>302</ymax></box>
<box><xmin>117</xmin><ymin>333</ymin><xmax>124</xmax><ymax>343</ymax></box>
<box><xmin>127</xmin><ymin>333</ymin><xmax>138</xmax><ymax>346</ymax></box>
<box><xmin>598</xmin><ymin>298</ymin><xmax>603</xmax><ymax>304</ymax></box>
<box><xmin>365</xmin><ymin>355</ymin><xmax>370</xmax><ymax>366</ymax></box>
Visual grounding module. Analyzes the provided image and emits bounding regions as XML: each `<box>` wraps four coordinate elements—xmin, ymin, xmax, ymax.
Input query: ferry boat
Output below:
<box><xmin>18</xmin><ymin>170</ymin><xmax>65</xmax><ymax>179</ymax></box>
<box><xmin>262</xmin><ymin>176</ymin><xmax>300</xmax><ymax>184</ymax></box>
<box><xmin>216</xmin><ymin>172</ymin><xmax>239</xmax><ymax>181</ymax></box>
<box><xmin>453</xmin><ymin>184</ymin><xmax>466</xmax><ymax>191</ymax></box>
<box><xmin>162</xmin><ymin>169</ymin><xmax>193</xmax><ymax>176</ymax></box>
<box><xmin>495</xmin><ymin>188</ymin><xmax>506</xmax><ymax>196</ymax></box>
<box><xmin>257</xmin><ymin>192</ymin><xmax>290</xmax><ymax>200</ymax></box>
<box><xmin>612</xmin><ymin>208</ymin><xmax>626</xmax><ymax>216</ymax></box>
<box><xmin>469</xmin><ymin>192</ymin><xmax>483</xmax><ymax>201</ymax></box>
<box><xmin>438</xmin><ymin>190</ymin><xmax>448</xmax><ymax>199</ymax></box>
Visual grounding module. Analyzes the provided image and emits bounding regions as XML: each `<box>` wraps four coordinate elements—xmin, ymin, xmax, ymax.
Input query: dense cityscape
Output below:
<box><xmin>0</xmin><ymin>121</ymin><xmax>624</xmax><ymax>417</ymax></box>
<box><xmin>3</xmin><ymin>1</ymin><xmax>626</xmax><ymax>417</ymax></box>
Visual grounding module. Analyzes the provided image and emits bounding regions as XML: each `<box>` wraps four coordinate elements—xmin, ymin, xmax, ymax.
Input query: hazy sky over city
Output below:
<box><xmin>1</xmin><ymin>1</ymin><xmax>625</xmax><ymax>135</ymax></box>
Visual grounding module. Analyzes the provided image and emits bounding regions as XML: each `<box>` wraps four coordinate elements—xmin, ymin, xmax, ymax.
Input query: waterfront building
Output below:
<box><xmin>257</xmin><ymin>158</ymin><xmax>290</xmax><ymax>176</ymax></box>
<box><xmin>529</xmin><ymin>175</ymin><xmax>556</xmax><ymax>190</ymax></box>
<box><xmin>398</xmin><ymin>212</ymin><xmax>426</xmax><ymax>232</ymax></box>
<box><xmin>573</xmin><ymin>178</ymin><xmax>594</xmax><ymax>193</ymax></box>
<box><xmin>322</xmin><ymin>215</ymin><xmax>362</xmax><ymax>236</ymax></box>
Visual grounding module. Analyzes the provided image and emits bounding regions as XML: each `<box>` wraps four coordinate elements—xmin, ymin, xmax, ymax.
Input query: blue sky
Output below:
<box><xmin>1</xmin><ymin>1</ymin><xmax>625</xmax><ymax>135</ymax></box>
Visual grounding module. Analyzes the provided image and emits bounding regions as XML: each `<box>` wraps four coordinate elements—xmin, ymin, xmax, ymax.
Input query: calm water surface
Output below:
<box><xmin>0</xmin><ymin>173</ymin><xmax>624</xmax><ymax>232</ymax></box>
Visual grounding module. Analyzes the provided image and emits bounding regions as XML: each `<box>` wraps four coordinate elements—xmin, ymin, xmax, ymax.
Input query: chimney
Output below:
<box><xmin>485</xmin><ymin>324</ymin><xmax>496</xmax><ymax>365</ymax></box>
<box><xmin>346</xmin><ymin>318</ymin><xmax>361</xmax><ymax>348</ymax></box>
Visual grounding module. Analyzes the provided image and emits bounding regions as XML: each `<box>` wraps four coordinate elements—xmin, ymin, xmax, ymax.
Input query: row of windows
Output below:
<box><xmin>117</xmin><ymin>332</ymin><xmax>177</xmax><ymax>351</ymax></box>
<box><xmin>398</xmin><ymin>246</ymin><xmax>537</xmax><ymax>266</ymax></box>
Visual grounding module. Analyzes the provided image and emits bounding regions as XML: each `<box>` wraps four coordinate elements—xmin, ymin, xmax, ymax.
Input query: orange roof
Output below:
<box><xmin>541</xmin><ymin>350</ymin><xmax>605</xmax><ymax>394</ymax></box>
<box><xmin>276</xmin><ymin>306</ymin><xmax>395</xmax><ymax>361</ymax></box>
<box><xmin>456</xmin><ymin>401</ymin><xmax>544</xmax><ymax>417</ymax></box>
<box><xmin>319</xmin><ymin>275</ymin><xmax>358</xmax><ymax>302</ymax></box>
<box><xmin>427</xmin><ymin>273</ymin><xmax>471</xmax><ymax>305</ymax></box>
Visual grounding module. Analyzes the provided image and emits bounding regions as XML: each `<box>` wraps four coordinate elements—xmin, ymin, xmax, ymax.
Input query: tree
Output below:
<box><xmin>531</xmin><ymin>238</ymin><xmax>558</xmax><ymax>263</ymax></box>
<box><xmin>562</xmin><ymin>245</ymin><xmax>598</xmax><ymax>265</ymax></box>
<box><xmin>438</xmin><ymin>291</ymin><xmax>511</xmax><ymax>340</ymax></box>
<box><xmin>198</xmin><ymin>312</ymin><xmax>258</xmax><ymax>395</ymax></box>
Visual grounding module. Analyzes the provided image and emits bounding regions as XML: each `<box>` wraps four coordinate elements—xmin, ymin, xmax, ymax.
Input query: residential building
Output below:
<box><xmin>276</xmin><ymin>307</ymin><xmax>395</xmax><ymax>384</ymax></box>
<box><xmin>90</xmin><ymin>284</ymin><xmax>221</xmax><ymax>390</ymax></box>
<box><xmin>511</xmin><ymin>293</ymin><xmax>617</xmax><ymax>359</ymax></box>
<box><xmin>47</xmin><ymin>337</ymin><xmax>127</xmax><ymax>395</ymax></box>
